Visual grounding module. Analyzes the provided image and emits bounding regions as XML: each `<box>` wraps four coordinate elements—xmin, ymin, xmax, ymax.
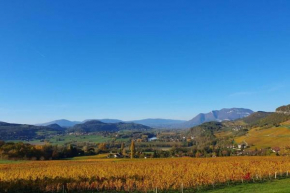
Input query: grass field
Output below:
<box><xmin>5</xmin><ymin>139</ymin><xmax>47</xmax><ymax>145</ymax></box>
<box><xmin>203</xmin><ymin>178</ymin><xmax>290</xmax><ymax>193</ymax></box>
<box><xmin>0</xmin><ymin>159</ymin><xmax>25</xmax><ymax>164</ymax></box>
<box><xmin>67</xmin><ymin>153</ymin><xmax>110</xmax><ymax>160</ymax></box>
<box><xmin>48</xmin><ymin>135</ymin><xmax>113</xmax><ymax>145</ymax></box>
<box><xmin>167</xmin><ymin>178</ymin><xmax>290</xmax><ymax>192</ymax></box>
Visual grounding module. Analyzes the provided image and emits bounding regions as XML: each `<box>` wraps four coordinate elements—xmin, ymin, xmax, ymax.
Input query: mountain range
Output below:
<box><xmin>37</xmin><ymin>119</ymin><xmax>81</xmax><ymax>127</ymax></box>
<box><xmin>37</xmin><ymin>108</ymin><xmax>254</xmax><ymax>129</ymax></box>
<box><xmin>0</xmin><ymin>120</ymin><xmax>152</xmax><ymax>140</ymax></box>
<box><xmin>174</xmin><ymin>108</ymin><xmax>254</xmax><ymax>129</ymax></box>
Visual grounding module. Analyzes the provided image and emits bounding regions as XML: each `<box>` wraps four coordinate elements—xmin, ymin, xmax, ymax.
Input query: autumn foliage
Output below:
<box><xmin>1</xmin><ymin>157</ymin><xmax>290</xmax><ymax>192</ymax></box>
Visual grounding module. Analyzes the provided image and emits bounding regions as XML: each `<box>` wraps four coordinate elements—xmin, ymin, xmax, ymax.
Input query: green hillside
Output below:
<box><xmin>187</xmin><ymin>105</ymin><xmax>290</xmax><ymax>150</ymax></box>
<box><xmin>0</xmin><ymin>122</ymin><xmax>63</xmax><ymax>141</ymax></box>
<box><xmin>68</xmin><ymin>120</ymin><xmax>152</xmax><ymax>133</ymax></box>
<box><xmin>242</xmin><ymin>111</ymin><xmax>272</xmax><ymax>125</ymax></box>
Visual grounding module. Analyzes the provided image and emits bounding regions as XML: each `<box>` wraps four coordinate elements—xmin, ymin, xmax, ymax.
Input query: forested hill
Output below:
<box><xmin>0</xmin><ymin>122</ymin><xmax>64</xmax><ymax>140</ymax></box>
<box><xmin>241</xmin><ymin>111</ymin><xmax>273</xmax><ymax>125</ymax></box>
<box><xmin>68</xmin><ymin>120</ymin><xmax>152</xmax><ymax>133</ymax></box>
<box><xmin>0</xmin><ymin>120</ymin><xmax>152</xmax><ymax>140</ymax></box>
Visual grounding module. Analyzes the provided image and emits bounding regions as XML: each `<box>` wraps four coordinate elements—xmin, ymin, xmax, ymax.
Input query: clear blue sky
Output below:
<box><xmin>0</xmin><ymin>1</ymin><xmax>290</xmax><ymax>124</ymax></box>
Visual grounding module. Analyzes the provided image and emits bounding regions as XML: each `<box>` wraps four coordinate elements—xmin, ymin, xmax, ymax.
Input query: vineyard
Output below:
<box><xmin>1</xmin><ymin>157</ymin><xmax>290</xmax><ymax>192</ymax></box>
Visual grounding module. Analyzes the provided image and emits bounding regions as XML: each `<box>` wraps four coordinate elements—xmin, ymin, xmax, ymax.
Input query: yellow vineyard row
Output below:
<box><xmin>1</xmin><ymin>157</ymin><xmax>290</xmax><ymax>192</ymax></box>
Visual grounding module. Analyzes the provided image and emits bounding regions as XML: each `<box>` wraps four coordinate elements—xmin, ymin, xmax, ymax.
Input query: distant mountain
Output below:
<box><xmin>174</xmin><ymin>108</ymin><xmax>254</xmax><ymax>129</ymax></box>
<box><xmin>37</xmin><ymin>119</ymin><xmax>81</xmax><ymax>128</ymax></box>
<box><xmin>68</xmin><ymin>120</ymin><xmax>152</xmax><ymax>133</ymax></box>
<box><xmin>129</xmin><ymin>119</ymin><xmax>186</xmax><ymax>128</ymax></box>
<box><xmin>82</xmin><ymin>119</ymin><xmax>123</xmax><ymax>124</ymax></box>
<box><xmin>37</xmin><ymin>119</ymin><xmax>123</xmax><ymax>128</ymax></box>
<box><xmin>39</xmin><ymin>118</ymin><xmax>186</xmax><ymax>129</ymax></box>
<box><xmin>37</xmin><ymin>108</ymin><xmax>253</xmax><ymax>129</ymax></box>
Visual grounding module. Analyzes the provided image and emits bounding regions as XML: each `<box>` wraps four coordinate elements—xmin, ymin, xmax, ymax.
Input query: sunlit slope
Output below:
<box><xmin>235</xmin><ymin>121</ymin><xmax>290</xmax><ymax>149</ymax></box>
<box><xmin>281</xmin><ymin>120</ymin><xmax>290</xmax><ymax>127</ymax></box>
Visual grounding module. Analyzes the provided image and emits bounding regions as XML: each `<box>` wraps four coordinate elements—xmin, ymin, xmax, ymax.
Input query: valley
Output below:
<box><xmin>1</xmin><ymin>105</ymin><xmax>290</xmax><ymax>161</ymax></box>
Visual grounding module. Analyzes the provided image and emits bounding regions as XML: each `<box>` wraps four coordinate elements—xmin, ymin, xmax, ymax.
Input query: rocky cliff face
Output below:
<box><xmin>276</xmin><ymin>104</ymin><xmax>290</xmax><ymax>115</ymax></box>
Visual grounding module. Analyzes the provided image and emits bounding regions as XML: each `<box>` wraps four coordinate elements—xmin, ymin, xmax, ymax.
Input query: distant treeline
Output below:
<box><xmin>0</xmin><ymin>141</ymin><xmax>84</xmax><ymax>160</ymax></box>
<box><xmin>0</xmin><ymin>140</ymin><xmax>280</xmax><ymax>162</ymax></box>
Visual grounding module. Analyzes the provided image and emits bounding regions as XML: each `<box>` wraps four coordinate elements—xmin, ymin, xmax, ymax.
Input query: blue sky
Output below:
<box><xmin>0</xmin><ymin>1</ymin><xmax>290</xmax><ymax>124</ymax></box>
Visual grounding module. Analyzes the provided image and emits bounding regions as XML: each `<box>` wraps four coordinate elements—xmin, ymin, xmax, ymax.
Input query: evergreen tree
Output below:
<box><xmin>120</xmin><ymin>142</ymin><xmax>124</xmax><ymax>153</ymax></box>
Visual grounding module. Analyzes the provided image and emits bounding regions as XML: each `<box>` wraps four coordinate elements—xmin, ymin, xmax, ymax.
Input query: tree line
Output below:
<box><xmin>0</xmin><ymin>141</ymin><xmax>83</xmax><ymax>160</ymax></box>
